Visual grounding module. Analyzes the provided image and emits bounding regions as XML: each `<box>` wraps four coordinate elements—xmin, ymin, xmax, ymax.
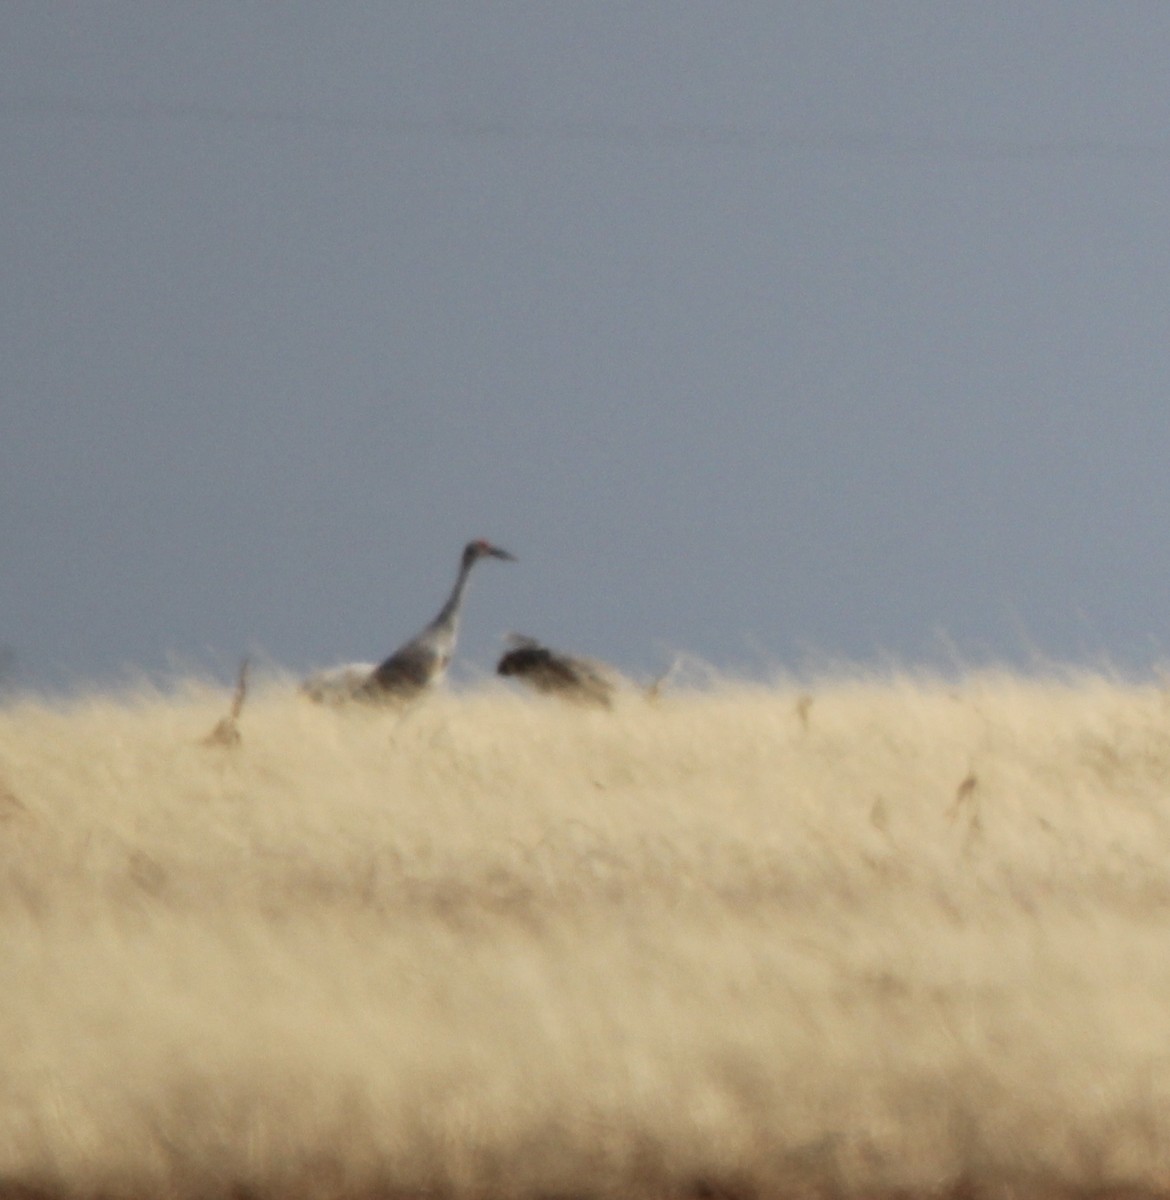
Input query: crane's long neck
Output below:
<box><xmin>432</xmin><ymin>554</ymin><xmax>477</xmax><ymax>632</ymax></box>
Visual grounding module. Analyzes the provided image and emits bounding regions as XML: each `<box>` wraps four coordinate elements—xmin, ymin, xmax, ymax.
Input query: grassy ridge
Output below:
<box><xmin>2</xmin><ymin>672</ymin><xmax>1170</xmax><ymax>1199</ymax></box>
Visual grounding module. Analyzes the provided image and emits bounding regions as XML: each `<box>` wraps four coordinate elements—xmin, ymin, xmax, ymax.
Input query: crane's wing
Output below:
<box><xmin>364</xmin><ymin>638</ymin><xmax>444</xmax><ymax>698</ymax></box>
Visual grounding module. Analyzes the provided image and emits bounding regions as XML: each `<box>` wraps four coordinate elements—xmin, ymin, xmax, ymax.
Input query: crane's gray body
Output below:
<box><xmin>495</xmin><ymin>634</ymin><xmax>617</xmax><ymax>708</ymax></box>
<box><xmin>301</xmin><ymin>539</ymin><xmax>515</xmax><ymax>704</ymax></box>
<box><xmin>362</xmin><ymin>539</ymin><xmax>515</xmax><ymax>700</ymax></box>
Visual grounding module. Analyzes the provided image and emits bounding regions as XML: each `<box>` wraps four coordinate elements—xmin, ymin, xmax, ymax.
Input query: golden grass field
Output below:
<box><xmin>3</xmin><ymin>667</ymin><xmax>1170</xmax><ymax>1200</ymax></box>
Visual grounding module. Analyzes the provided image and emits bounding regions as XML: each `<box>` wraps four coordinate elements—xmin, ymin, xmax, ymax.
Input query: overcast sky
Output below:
<box><xmin>6</xmin><ymin>4</ymin><xmax>1170</xmax><ymax>692</ymax></box>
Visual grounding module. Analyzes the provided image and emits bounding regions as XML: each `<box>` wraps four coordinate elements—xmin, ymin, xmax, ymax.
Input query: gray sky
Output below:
<box><xmin>6</xmin><ymin>4</ymin><xmax>1170</xmax><ymax>691</ymax></box>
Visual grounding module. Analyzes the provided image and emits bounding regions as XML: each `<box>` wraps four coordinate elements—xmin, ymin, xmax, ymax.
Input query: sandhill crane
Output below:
<box><xmin>496</xmin><ymin>634</ymin><xmax>617</xmax><ymax>708</ymax></box>
<box><xmin>302</xmin><ymin>539</ymin><xmax>517</xmax><ymax>704</ymax></box>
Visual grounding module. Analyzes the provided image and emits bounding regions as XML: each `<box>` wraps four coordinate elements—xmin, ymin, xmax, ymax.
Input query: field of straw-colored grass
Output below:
<box><xmin>3</xmin><ymin>669</ymin><xmax>1170</xmax><ymax>1200</ymax></box>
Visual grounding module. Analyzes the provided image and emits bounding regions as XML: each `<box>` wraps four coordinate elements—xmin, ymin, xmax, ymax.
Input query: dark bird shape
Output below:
<box><xmin>496</xmin><ymin>634</ymin><xmax>617</xmax><ymax>708</ymax></box>
<box><xmin>303</xmin><ymin>539</ymin><xmax>516</xmax><ymax>704</ymax></box>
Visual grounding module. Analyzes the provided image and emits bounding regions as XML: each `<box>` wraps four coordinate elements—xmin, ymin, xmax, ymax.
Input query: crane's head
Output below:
<box><xmin>464</xmin><ymin>539</ymin><xmax>517</xmax><ymax>566</ymax></box>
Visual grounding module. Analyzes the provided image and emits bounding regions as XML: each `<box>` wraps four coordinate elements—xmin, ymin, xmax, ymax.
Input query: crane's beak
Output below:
<box><xmin>489</xmin><ymin>545</ymin><xmax>518</xmax><ymax>562</ymax></box>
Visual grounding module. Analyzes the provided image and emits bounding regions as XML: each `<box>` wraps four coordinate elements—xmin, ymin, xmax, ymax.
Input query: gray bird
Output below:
<box><xmin>361</xmin><ymin>539</ymin><xmax>516</xmax><ymax>700</ymax></box>
<box><xmin>496</xmin><ymin>634</ymin><xmax>617</xmax><ymax>708</ymax></box>
<box><xmin>302</xmin><ymin>539</ymin><xmax>516</xmax><ymax>704</ymax></box>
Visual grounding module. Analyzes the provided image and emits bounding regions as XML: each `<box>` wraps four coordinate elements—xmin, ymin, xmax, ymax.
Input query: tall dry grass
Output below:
<box><xmin>3</xmin><ymin>669</ymin><xmax>1170</xmax><ymax>1199</ymax></box>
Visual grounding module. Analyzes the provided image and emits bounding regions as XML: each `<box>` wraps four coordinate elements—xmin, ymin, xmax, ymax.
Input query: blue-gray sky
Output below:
<box><xmin>6</xmin><ymin>4</ymin><xmax>1170</xmax><ymax>690</ymax></box>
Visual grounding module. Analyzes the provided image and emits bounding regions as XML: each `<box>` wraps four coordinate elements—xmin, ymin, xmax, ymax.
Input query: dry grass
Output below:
<box><xmin>3</xmin><ymin>669</ymin><xmax>1170</xmax><ymax>1200</ymax></box>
